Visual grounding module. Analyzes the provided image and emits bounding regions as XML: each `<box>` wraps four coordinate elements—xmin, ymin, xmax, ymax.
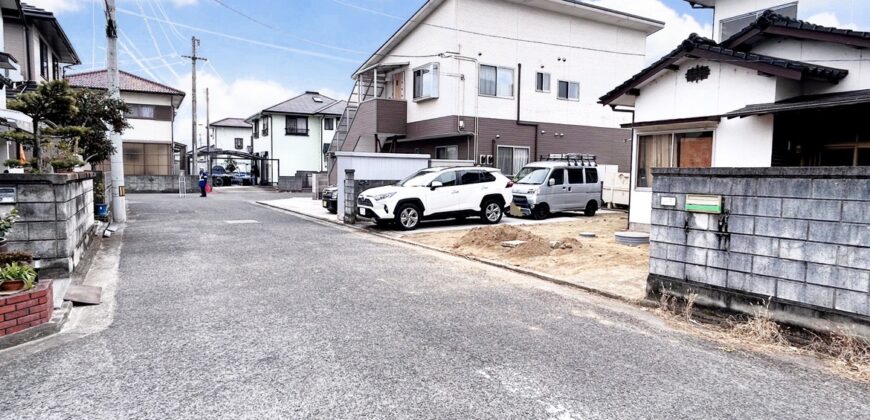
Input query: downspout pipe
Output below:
<box><xmin>610</xmin><ymin>104</ymin><xmax>635</xmax><ymax>230</ymax></box>
<box><xmin>516</xmin><ymin>63</ymin><xmax>539</xmax><ymax>160</ymax></box>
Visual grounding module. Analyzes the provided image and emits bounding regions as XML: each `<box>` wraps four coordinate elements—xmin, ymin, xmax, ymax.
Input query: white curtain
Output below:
<box><xmin>480</xmin><ymin>65</ymin><xmax>497</xmax><ymax>96</ymax></box>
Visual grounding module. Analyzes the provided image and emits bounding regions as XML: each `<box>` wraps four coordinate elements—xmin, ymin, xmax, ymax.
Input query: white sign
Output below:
<box><xmin>660</xmin><ymin>196</ymin><xmax>676</xmax><ymax>207</ymax></box>
<box><xmin>0</xmin><ymin>187</ymin><xmax>16</xmax><ymax>203</ymax></box>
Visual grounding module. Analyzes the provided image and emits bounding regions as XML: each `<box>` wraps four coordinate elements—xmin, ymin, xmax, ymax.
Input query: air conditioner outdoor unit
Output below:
<box><xmin>458</xmin><ymin>120</ymin><xmax>465</xmax><ymax>131</ymax></box>
<box><xmin>479</xmin><ymin>154</ymin><xmax>487</xmax><ymax>165</ymax></box>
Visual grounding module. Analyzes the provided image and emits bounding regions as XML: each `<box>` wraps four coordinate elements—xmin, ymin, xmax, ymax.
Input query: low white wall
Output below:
<box><xmin>335</xmin><ymin>152</ymin><xmax>430</xmax><ymax>219</ymax></box>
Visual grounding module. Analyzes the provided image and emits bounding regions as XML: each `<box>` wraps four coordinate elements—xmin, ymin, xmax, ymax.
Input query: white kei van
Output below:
<box><xmin>509</xmin><ymin>155</ymin><xmax>602</xmax><ymax>219</ymax></box>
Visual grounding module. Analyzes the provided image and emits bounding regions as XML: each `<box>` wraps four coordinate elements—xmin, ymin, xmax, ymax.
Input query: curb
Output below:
<box><xmin>0</xmin><ymin>302</ymin><xmax>73</xmax><ymax>351</ymax></box>
<box><xmin>255</xmin><ymin>201</ymin><xmax>654</xmax><ymax>308</ymax></box>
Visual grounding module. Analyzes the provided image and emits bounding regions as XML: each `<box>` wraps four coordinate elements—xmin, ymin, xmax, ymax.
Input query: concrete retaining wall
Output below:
<box><xmin>648</xmin><ymin>167</ymin><xmax>869</xmax><ymax>335</ymax></box>
<box><xmin>0</xmin><ymin>173</ymin><xmax>97</xmax><ymax>276</ymax></box>
<box><xmin>126</xmin><ymin>175</ymin><xmax>197</xmax><ymax>193</ymax></box>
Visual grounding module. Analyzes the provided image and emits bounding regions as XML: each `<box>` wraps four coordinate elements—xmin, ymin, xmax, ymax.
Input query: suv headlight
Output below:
<box><xmin>371</xmin><ymin>192</ymin><xmax>396</xmax><ymax>201</ymax></box>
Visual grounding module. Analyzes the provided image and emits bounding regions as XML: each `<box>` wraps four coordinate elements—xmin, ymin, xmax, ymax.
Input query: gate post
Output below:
<box><xmin>343</xmin><ymin>169</ymin><xmax>356</xmax><ymax>224</ymax></box>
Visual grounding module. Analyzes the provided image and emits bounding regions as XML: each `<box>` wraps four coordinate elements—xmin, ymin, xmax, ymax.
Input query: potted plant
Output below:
<box><xmin>3</xmin><ymin>159</ymin><xmax>28</xmax><ymax>174</ymax></box>
<box><xmin>0</xmin><ymin>262</ymin><xmax>37</xmax><ymax>292</ymax></box>
<box><xmin>0</xmin><ymin>208</ymin><xmax>19</xmax><ymax>252</ymax></box>
<box><xmin>50</xmin><ymin>156</ymin><xmax>85</xmax><ymax>173</ymax></box>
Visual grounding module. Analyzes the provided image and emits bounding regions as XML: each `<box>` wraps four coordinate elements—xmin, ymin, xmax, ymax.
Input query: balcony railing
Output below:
<box><xmin>285</xmin><ymin>128</ymin><xmax>309</xmax><ymax>136</ymax></box>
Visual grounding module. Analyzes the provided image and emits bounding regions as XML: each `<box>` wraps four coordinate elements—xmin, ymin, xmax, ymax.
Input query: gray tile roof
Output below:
<box><xmin>210</xmin><ymin>117</ymin><xmax>252</xmax><ymax>128</ymax></box>
<box><xmin>725</xmin><ymin>89</ymin><xmax>870</xmax><ymax>118</ymax></box>
<box><xmin>314</xmin><ymin>100</ymin><xmax>347</xmax><ymax>116</ymax></box>
<box><xmin>262</xmin><ymin>91</ymin><xmax>340</xmax><ymax>115</ymax></box>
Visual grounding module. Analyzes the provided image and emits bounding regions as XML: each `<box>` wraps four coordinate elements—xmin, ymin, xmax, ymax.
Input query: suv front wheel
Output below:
<box><xmin>480</xmin><ymin>199</ymin><xmax>504</xmax><ymax>224</ymax></box>
<box><xmin>395</xmin><ymin>203</ymin><xmax>422</xmax><ymax>231</ymax></box>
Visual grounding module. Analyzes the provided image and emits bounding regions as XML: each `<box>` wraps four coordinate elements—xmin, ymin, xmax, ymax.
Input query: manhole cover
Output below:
<box><xmin>579</xmin><ymin>232</ymin><xmax>596</xmax><ymax>238</ymax></box>
<box><xmin>614</xmin><ymin>231</ymin><xmax>650</xmax><ymax>246</ymax></box>
<box><xmin>224</xmin><ymin>220</ymin><xmax>260</xmax><ymax>224</ymax></box>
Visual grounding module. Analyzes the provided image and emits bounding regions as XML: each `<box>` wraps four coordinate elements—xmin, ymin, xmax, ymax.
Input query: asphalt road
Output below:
<box><xmin>0</xmin><ymin>190</ymin><xmax>868</xmax><ymax>419</ymax></box>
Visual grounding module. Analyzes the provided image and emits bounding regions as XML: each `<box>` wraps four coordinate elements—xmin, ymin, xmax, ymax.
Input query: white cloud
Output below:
<box><xmin>588</xmin><ymin>0</ymin><xmax>713</xmax><ymax>62</ymax></box>
<box><xmin>170</xmin><ymin>70</ymin><xmax>297</xmax><ymax>148</ymax></box>
<box><xmin>803</xmin><ymin>11</ymin><xmax>866</xmax><ymax>31</ymax></box>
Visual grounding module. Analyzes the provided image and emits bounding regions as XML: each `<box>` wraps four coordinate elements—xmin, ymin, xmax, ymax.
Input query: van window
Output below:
<box><xmin>567</xmin><ymin>168</ymin><xmax>584</xmax><ymax>184</ymax></box>
<box><xmin>584</xmin><ymin>168</ymin><xmax>598</xmax><ymax>184</ymax></box>
<box><xmin>549</xmin><ymin>169</ymin><xmax>564</xmax><ymax>185</ymax></box>
<box><xmin>460</xmin><ymin>170</ymin><xmax>481</xmax><ymax>185</ymax></box>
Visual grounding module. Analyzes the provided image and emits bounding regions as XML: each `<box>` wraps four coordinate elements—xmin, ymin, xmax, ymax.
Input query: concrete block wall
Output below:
<box><xmin>126</xmin><ymin>175</ymin><xmax>197</xmax><ymax>193</ymax></box>
<box><xmin>649</xmin><ymin>167</ymin><xmax>869</xmax><ymax>325</ymax></box>
<box><xmin>0</xmin><ymin>173</ymin><xmax>97</xmax><ymax>275</ymax></box>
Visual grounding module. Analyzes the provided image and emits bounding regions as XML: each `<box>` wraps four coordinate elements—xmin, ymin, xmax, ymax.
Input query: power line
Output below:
<box><xmin>136</xmin><ymin>0</ymin><xmax>181</xmax><ymax>80</ymax></box>
<box><xmin>117</xmin><ymin>8</ymin><xmax>360</xmax><ymax>63</ymax></box>
<box><xmin>210</xmin><ymin>0</ymin><xmax>367</xmax><ymax>55</ymax></box>
<box><xmin>151</xmin><ymin>0</ymin><xmax>187</xmax><ymax>41</ymax></box>
<box><xmin>330</xmin><ymin>0</ymin><xmax>403</xmax><ymax>20</ymax></box>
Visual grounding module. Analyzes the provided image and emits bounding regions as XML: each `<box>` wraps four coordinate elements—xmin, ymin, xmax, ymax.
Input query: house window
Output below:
<box><xmin>558</xmin><ymin>81</ymin><xmax>579</xmax><ymax>101</ymax></box>
<box><xmin>536</xmin><ymin>72</ymin><xmax>550</xmax><ymax>93</ymax></box>
<box><xmin>636</xmin><ymin>131</ymin><xmax>713</xmax><ymax>188</ymax></box>
<box><xmin>324</xmin><ymin>117</ymin><xmax>335</xmax><ymax>131</ymax></box>
<box><xmin>479</xmin><ymin>65</ymin><xmax>514</xmax><ymax>98</ymax></box>
<box><xmin>39</xmin><ymin>41</ymin><xmax>48</xmax><ymax>79</ymax></box>
<box><xmin>720</xmin><ymin>3</ymin><xmax>797</xmax><ymax>40</ymax></box>
<box><xmin>286</xmin><ymin>116</ymin><xmax>308</xmax><ymax>135</ymax></box>
<box><xmin>52</xmin><ymin>54</ymin><xmax>60</xmax><ymax>80</ymax></box>
<box><xmin>262</xmin><ymin>118</ymin><xmax>269</xmax><ymax>136</ymax></box>
<box><xmin>413</xmin><ymin>63</ymin><xmax>439</xmax><ymax>101</ymax></box>
<box><xmin>435</xmin><ymin>145</ymin><xmax>458</xmax><ymax>160</ymax></box>
<box><xmin>496</xmin><ymin>146</ymin><xmax>530</xmax><ymax>176</ymax></box>
<box><xmin>126</xmin><ymin>104</ymin><xmax>156</xmax><ymax>119</ymax></box>
<box><xmin>234</xmin><ymin>138</ymin><xmax>243</xmax><ymax>150</ymax></box>
<box><xmin>253</xmin><ymin>119</ymin><xmax>259</xmax><ymax>139</ymax></box>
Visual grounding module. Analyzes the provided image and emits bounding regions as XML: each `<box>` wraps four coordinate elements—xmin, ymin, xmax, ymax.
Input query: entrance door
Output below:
<box><xmin>392</xmin><ymin>72</ymin><xmax>405</xmax><ymax>100</ymax></box>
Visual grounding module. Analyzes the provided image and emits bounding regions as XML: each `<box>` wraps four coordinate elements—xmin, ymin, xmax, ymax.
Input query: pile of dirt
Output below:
<box><xmin>453</xmin><ymin>225</ymin><xmax>584</xmax><ymax>258</ymax></box>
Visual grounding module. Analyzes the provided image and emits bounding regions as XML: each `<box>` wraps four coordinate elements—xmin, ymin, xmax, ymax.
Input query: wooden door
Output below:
<box><xmin>393</xmin><ymin>72</ymin><xmax>404</xmax><ymax>100</ymax></box>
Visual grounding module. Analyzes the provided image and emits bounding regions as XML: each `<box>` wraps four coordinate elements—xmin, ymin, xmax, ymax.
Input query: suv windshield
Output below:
<box><xmin>515</xmin><ymin>167</ymin><xmax>550</xmax><ymax>185</ymax></box>
<box><xmin>399</xmin><ymin>169</ymin><xmax>442</xmax><ymax>187</ymax></box>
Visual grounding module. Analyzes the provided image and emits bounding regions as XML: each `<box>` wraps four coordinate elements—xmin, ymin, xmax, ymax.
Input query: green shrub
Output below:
<box><xmin>50</xmin><ymin>156</ymin><xmax>85</xmax><ymax>171</ymax></box>
<box><xmin>0</xmin><ymin>252</ymin><xmax>33</xmax><ymax>266</ymax></box>
<box><xmin>0</xmin><ymin>208</ymin><xmax>19</xmax><ymax>240</ymax></box>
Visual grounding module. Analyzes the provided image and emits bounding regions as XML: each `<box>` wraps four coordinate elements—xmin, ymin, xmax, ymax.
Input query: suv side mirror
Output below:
<box><xmin>430</xmin><ymin>181</ymin><xmax>443</xmax><ymax>190</ymax></box>
<box><xmin>548</xmin><ymin>178</ymin><xmax>556</xmax><ymax>186</ymax></box>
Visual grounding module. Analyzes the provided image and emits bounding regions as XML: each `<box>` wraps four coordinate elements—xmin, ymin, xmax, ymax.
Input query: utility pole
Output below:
<box><xmin>105</xmin><ymin>0</ymin><xmax>126</xmax><ymax>222</ymax></box>
<box><xmin>205</xmin><ymin>87</ymin><xmax>210</xmax><ymax>177</ymax></box>
<box><xmin>182</xmin><ymin>37</ymin><xmax>206</xmax><ymax>175</ymax></box>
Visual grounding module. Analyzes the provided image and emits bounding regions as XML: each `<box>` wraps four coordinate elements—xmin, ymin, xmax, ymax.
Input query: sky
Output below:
<box><xmin>24</xmin><ymin>0</ymin><xmax>870</xmax><ymax>145</ymax></box>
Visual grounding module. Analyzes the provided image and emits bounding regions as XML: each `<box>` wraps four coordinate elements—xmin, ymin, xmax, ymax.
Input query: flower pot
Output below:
<box><xmin>0</xmin><ymin>279</ymin><xmax>24</xmax><ymax>292</ymax></box>
<box><xmin>95</xmin><ymin>203</ymin><xmax>109</xmax><ymax>217</ymax></box>
<box><xmin>8</xmin><ymin>167</ymin><xmax>24</xmax><ymax>174</ymax></box>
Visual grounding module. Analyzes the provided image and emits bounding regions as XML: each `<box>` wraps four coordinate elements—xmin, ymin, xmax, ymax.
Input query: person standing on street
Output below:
<box><xmin>199</xmin><ymin>170</ymin><xmax>208</xmax><ymax>197</ymax></box>
<box><xmin>251</xmin><ymin>164</ymin><xmax>260</xmax><ymax>186</ymax></box>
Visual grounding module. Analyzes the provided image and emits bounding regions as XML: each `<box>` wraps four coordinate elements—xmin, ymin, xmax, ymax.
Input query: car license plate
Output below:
<box><xmin>322</xmin><ymin>200</ymin><xmax>328</xmax><ymax>208</ymax></box>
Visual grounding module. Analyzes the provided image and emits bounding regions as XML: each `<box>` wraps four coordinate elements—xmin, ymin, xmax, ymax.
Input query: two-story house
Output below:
<box><xmin>67</xmin><ymin>70</ymin><xmax>185</xmax><ymax>176</ymax></box>
<box><xmin>600</xmin><ymin>0</ymin><xmax>870</xmax><ymax>229</ymax></box>
<box><xmin>209</xmin><ymin>117</ymin><xmax>252</xmax><ymax>152</ymax></box>
<box><xmin>329</xmin><ymin>0</ymin><xmax>664</xmax><ymax>182</ymax></box>
<box><xmin>247</xmin><ymin>91</ymin><xmax>346</xmax><ymax>183</ymax></box>
<box><xmin>0</xmin><ymin>0</ymin><xmax>78</xmax><ymax>168</ymax></box>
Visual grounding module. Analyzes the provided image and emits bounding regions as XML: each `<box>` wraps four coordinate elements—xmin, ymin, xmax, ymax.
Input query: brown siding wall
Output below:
<box><xmin>375</xmin><ymin>99</ymin><xmax>407</xmax><ymax>134</ymax></box>
<box><xmin>341</xmin><ymin>99</ymin><xmax>408</xmax><ymax>151</ymax></box>
<box><xmin>398</xmin><ymin>116</ymin><xmax>631</xmax><ymax>170</ymax></box>
<box><xmin>341</xmin><ymin>100</ymin><xmax>377</xmax><ymax>151</ymax></box>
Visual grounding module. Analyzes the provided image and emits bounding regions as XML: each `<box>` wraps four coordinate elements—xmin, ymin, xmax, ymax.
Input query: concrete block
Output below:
<box><xmin>834</xmin><ymin>290</ymin><xmax>870</xmax><ymax>316</ymax></box>
<box><xmin>686</xmin><ymin>265</ymin><xmax>727</xmax><ymax>287</ymax></box>
<box><xmin>52</xmin><ymin>185</ymin><xmax>72</xmax><ymax>202</ymax></box>
<box><xmin>710</xmin><ymin>177</ymin><xmax>756</xmax><ymax>196</ymax></box>
<box><xmin>753</xmin><ymin>256</ymin><xmax>806</xmax><ymax>282</ymax></box>
<box><xmin>651</xmin><ymin>176</ymin><xmax>670</xmax><ymax>192</ymax></box>
<box><xmin>755</xmin><ymin>217</ymin><xmax>808</xmax><ymax>240</ymax></box>
<box><xmin>649</xmin><ymin>226</ymin><xmax>666</xmax><ymax>243</ymax></box>
<box><xmin>664</xmin><ymin>227</ymin><xmax>687</xmax><ymax>245</ymax></box>
<box><xmin>808</xmin><ymin>222</ymin><xmax>868</xmax><ymax>247</ymax></box>
<box><xmin>812</xmin><ymin>178</ymin><xmax>866</xmax><ymax>200</ymax></box>
<box><xmin>55</xmin><ymin>222</ymin><xmax>68</xmax><ymax>240</ymax></box>
<box><xmin>7</xmin><ymin>239</ymin><xmax>56</xmax><ymax>258</ymax></box>
<box><xmin>27</xmin><ymin>222</ymin><xmax>57</xmax><ymax>241</ymax></box>
<box><xmin>727</xmin><ymin>271</ymin><xmax>776</xmax><ymax>296</ymax></box>
<box><xmin>685</xmin><ymin>247</ymin><xmax>708</xmax><ymax>265</ymax></box>
<box><xmin>687</xmin><ymin>230</ymin><xmax>720</xmax><ymax>249</ymax></box>
<box><xmin>778</xmin><ymin>239</ymin><xmax>805</xmax><ymax>261</ymax></box>
<box><xmin>837</xmin><ymin>246</ymin><xmax>870</xmax><ymax>271</ymax></box>
<box><xmin>666</xmin><ymin>244</ymin><xmax>687</xmax><ymax>262</ymax></box>
<box><xmin>668</xmin><ymin>211</ymin><xmax>687</xmax><ymax>228</ymax></box>
<box><xmin>651</xmin><ymin>209</ymin><xmax>668</xmax><ymax>226</ymax></box>
<box><xmin>777</xmin><ymin>280</ymin><xmax>834</xmax><ymax>309</ymax></box>
<box><xmin>17</xmin><ymin>202</ymin><xmax>57</xmax><ymax>222</ymax></box>
<box><xmin>807</xmin><ymin>263</ymin><xmax>870</xmax><ymax>292</ymax></box>
<box><xmin>841</xmin><ymin>201</ymin><xmax>870</xmax><ymax>224</ymax></box>
<box><xmin>649</xmin><ymin>243</ymin><xmax>667</xmax><ymax>260</ymax></box>
<box><xmin>669</xmin><ymin>177</ymin><xmax>712</xmax><ymax>194</ymax></box>
<box><xmin>707</xmin><ymin>250</ymin><xmax>728</xmax><ymax>269</ymax></box>
<box><xmin>730</xmin><ymin>235</ymin><xmax>779</xmax><ymax>257</ymax></box>
<box><xmin>782</xmin><ymin>198</ymin><xmax>841</xmax><ymax>222</ymax></box>
<box><xmin>729</xmin><ymin>197</ymin><xmax>782</xmax><ymax>217</ymax></box>
<box><xmin>16</xmin><ymin>184</ymin><xmax>54</xmax><ymax>203</ymax></box>
<box><xmin>756</xmin><ymin>178</ymin><xmax>812</xmax><ymax>198</ymax></box>
<box><xmin>5</xmin><ymin>223</ymin><xmax>27</xmax><ymax>241</ymax></box>
<box><xmin>727</xmin><ymin>252</ymin><xmax>753</xmax><ymax>272</ymax></box>
<box><xmin>649</xmin><ymin>258</ymin><xmax>667</xmax><ymax>276</ymax></box>
<box><xmin>706</xmin><ymin>267</ymin><xmax>728</xmax><ymax>287</ymax></box>
<box><xmin>651</xmin><ymin>193</ymin><xmax>685</xmax><ymax>211</ymax></box>
<box><xmin>664</xmin><ymin>260</ymin><xmax>686</xmax><ymax>279</ymax></box>
<box><xmin>687</xmin><ymin>213</ymin><xmax>711</xmax><ymax>230</ymax></box>
<box><xmin>728</xmin><ymin>215</ymin><xmax>754</xmax><ymax>235</ymax></box>
<box><xmin>803</xmin><ymin>242</ymin><xmax>839</xmax><ymax>265</ymax></box>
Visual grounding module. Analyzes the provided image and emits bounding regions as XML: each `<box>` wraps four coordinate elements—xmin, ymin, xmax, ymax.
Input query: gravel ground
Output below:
<box><xmin>0</xmin><ymin>191</ymin><xmax>867</xmax><ymax>419</ymax></box>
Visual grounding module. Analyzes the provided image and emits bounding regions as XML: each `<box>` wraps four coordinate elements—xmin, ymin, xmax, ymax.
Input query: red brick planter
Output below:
<box><xmin>0</xmin><ymin>280</ymin><xmax>53</xmax><ymax>337</ymax></box>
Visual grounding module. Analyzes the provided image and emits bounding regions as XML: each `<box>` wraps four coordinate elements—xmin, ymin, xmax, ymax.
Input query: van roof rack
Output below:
<box><xmin>539</xmin><ymin>153</ymin><xmax>597</xmax><ymax>166</ymax></box>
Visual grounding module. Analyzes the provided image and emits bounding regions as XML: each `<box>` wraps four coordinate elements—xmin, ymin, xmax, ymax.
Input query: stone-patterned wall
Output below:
<box><xmin>648</xmin><ymin>167</ymin><xmax>869</xmax><ymax>324</ymax></box>
<box><xmin>0</xmin><ymin>173</ymin><xmax>97</xmax><ymax>276</ymax></box>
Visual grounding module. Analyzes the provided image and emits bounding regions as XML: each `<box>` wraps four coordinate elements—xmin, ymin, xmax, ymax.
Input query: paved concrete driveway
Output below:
<box><xmin>0</xmin><ymin>191</ymin><xmax>867</xmax><ymax>419</ymax></box>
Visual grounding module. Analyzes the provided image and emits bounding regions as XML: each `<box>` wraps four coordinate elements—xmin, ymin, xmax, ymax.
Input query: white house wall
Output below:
<box><xmin>379</xmin><ymin>0</ymin><xmax>645</xmax><ymax>128</ymax></box>
<box><xmin>256</xmin><ymin>114</ymin><xmax>326</xmax><ymax>178</ymax></box>
<box><xmin>713</xmin><ymin>115</ymin><xmax>774</xmax><ymax>167</ymax></box>
<box><xmin>753</xmin><ymin>39</ymin><xmax>870</xmax><ymax>95</ymax></box>
<box><xmin>122</xmin><ymin>92</ymin><xmax>173</xmax><ymax>144</ymax></box>
<box><xmin>213</xmin><ymin>126</ymin><xmax>250</xmax><ymax>151</ymax></box>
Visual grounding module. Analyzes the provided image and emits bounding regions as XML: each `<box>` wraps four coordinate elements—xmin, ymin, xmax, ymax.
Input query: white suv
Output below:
<box><xmin>356</xmin><ymin>167</ymin><xmax>513</xmax><ymax>230</ymax></box>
